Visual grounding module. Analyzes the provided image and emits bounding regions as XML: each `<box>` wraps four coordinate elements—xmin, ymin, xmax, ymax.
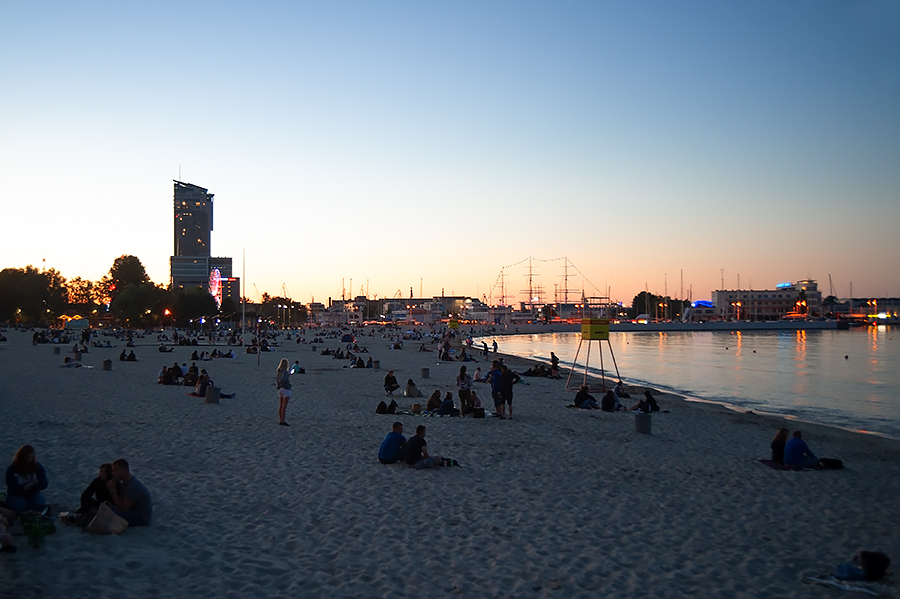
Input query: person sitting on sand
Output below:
<box><xmin>384</xmin><ymin>371</ymin><xmax>400</xmax><ymax>396</ymax></box>
<box><xmin>78</xmin><ymin>463</ymin><xmax>113</xmax><ymax>515</ymax></box>
<box><xmin>472</xmin><ymin>367</ymin><xmax>483</xmax><ymax>382</ymax></box>
<box><xmin>0</xmin><ymin>507</ymin><xmax>17</xmax><ymax>553</ymax></box>
<box><xmin>770</xmin><ymin>428</ymin><xmax>790</xmax><ymax>465</ymax></box>
<box><xmin>119</xmin><ymin>349</ymin><xmax>127</xmax><ymax>361</ymax></box>
<box><xmin>470</xmin><ymin>390</ymin><xmax>482</xmax><ymax>409</ymax></box>
<box><xmin>191</xmin><ymin>350</ymin><xmax>200</xmax><ymax>361</ymax></box>
<box><xmin>426</xmin><ymin>390</ymin><xmax>442</xmax><ymax>412</ymax></box>
<box><xmin>784</xmin><ymin>430</ymin><xmax>819</xmax><ymax>469</ymax></box>
<box><xmin>404</xmin><ymin>425</ymin><xmax>443</xmax><ymax>469</ymax></box>
<box><xmin>107</xmin><ymin>458</ymin><xmax>152</xmax><ymax>526</ymax></box>
<box><xmin>187</xmin><ymin>373</ymin><xmax>211</xmax><ymax>397</ymax></box>
<box><xmin>614</xmin><ymin>380</ymin><xmax>631</xmax><ymax>399</ymax></box>
<box><xmin>630</xmin><ymin>390</ymin><xmax>660</xmax><ymax>413</ymax></box>
<box><xmin>601</xmin><ymin>390</ymin><xmax>622</xmax><ymax>412</ymax></box>
<box><xmin>574</xmin><ymin>385</ymin><xmax>600</xmax><ymax>409</ymax></box>
<box><xmin>126</xmin><ymin>350</ymin><xmax>137</xmax><ymax>362</ymax></box>
<box><xmin>4</xmin><ymin>444</ymin><xmax>49</xmax><ymax>514</ymax></box>
<box><xmin>438</xmin><ymin>392</ymin><xmax>459</xmax><ymax>416</ymax></box>
<box><xmin>405</xmin><ymin>379</ymin><xmax>424</xmax><ymax>398</ymax></box>
<box><xmin>182</xmin><ymin>364</ymin><xmax>199</xmax><ymax>387</ymax></box>
<box><xmin>378</xmin><ymin>422</ymin><xmax>407</xmax><ymax>465</ymax></box>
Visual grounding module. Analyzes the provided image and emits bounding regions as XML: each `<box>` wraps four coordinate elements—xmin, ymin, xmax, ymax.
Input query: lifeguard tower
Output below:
<box><xmin>565</xmin><ymin>296</ymin><xmax>623</xmax><ymax>392</ymax></box>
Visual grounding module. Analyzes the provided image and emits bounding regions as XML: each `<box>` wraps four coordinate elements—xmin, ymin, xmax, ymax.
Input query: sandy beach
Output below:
<box><xmin>1</xmin><ymin>328</ymin><xmax>898</xmax><ymax>598</ymax></box>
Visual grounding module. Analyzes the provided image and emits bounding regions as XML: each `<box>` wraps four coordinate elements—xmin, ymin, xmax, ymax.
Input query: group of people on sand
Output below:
<box><xmin>573</xmin><ymin>383</ymin><xmax>660</xmax><ymax>413</ymax></box>
<box><xmin>377</xmin><ymin>422</ymin><xmax>456</xmax><ymax>469</ymax></box>
<box><xmin>770</xmin><ymin>428</ymin><xmax>823</xmax><ymax>469</ymax></box>
<box><xmin>118</xmin><ymin>349</ymin><xmax>138</xmax><ymax>362</ymax></box>
<box><xmin>383</xmin><ymin>365</ymin><xmax>504</xmax><ymax>417</ymax></box>
<box><xmin>1</xmin><ymin>445</ymin><xmax>152</xmax><ymax>552</ymax></box>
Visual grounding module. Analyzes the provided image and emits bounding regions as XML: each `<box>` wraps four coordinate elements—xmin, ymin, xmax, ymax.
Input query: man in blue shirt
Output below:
<box><xmin>378</xmin><ymin>422</ymin><xmax>407</xmax><ymax>464</ymax></box>
<box><xmin>784</xmin><ymin>430</ymin><xmax>819</xmax><ymax>469</ymax></box>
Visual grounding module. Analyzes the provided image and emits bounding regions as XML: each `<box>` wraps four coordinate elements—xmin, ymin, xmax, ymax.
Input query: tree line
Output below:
<box><xmin>0</xmin><ymin>255</ymin><xmax>289</xmax><ymax>328</ymax></box>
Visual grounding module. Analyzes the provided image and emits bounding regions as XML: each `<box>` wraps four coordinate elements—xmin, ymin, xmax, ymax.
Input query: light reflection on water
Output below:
<box><xmin>484</xmin><ymin>328</ymin><xmax>900</xmax><ymax>438</ymax></box>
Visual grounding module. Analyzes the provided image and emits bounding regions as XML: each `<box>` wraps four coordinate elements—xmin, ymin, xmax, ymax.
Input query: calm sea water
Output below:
<box><xmin>481</xmin><ymin>327</ymin><xmax>900</xmax><ymax>439</ymax></box>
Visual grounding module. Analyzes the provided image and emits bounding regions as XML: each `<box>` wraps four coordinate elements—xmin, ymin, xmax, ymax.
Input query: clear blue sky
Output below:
<box><xmin>2</xmin><ymin>1</ymin><xmax>898</xmax><ymax>304</ymax></box>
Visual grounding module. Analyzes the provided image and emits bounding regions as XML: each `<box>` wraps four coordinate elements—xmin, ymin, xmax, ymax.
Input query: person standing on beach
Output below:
<box><xmin>457</xmin><ymin>365</ymin><xmax>474</xmax><ymax>415</ymax></box>
<box><xmin>276</xmin><ymin>358</ymin><xmax>292</xmax><ymax>426</ymax></box>
<box><xmin>499</xmin><ymin>364</ymin><xmax>520</xmax><ymax>419</ymax></box>
<box><xmin>492</xmin><ymin>340</ymin><xmax>498</xmax><ymax>354</ymax></box>
<box><xmin>489</xmin><ymin>360</ymin><xmax>504</xmax><ymax>418</ymax></box>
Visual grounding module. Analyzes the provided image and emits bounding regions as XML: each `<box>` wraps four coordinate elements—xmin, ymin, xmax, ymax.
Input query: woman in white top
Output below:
<box><xmin>276</xmin><ymin>358</ymin><xmax>292</xmax><ymax>426</ymax></box>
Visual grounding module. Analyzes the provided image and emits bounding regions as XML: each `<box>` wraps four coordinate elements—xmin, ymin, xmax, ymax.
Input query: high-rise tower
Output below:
<box><xmin>173</xmin><ymin>180</ymin><xmax>214</xmax><ymax>257</ymax></box>
<box><xmin>169</xmin><ymin>180</ymin><xmax>238</xmax><ymax>307</ymax></box>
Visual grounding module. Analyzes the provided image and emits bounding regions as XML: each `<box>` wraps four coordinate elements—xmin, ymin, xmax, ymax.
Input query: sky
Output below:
<box><xmin>2</xmin><ymin>1</ymin><xmax>899</xmax><ymax>305</ymax></box>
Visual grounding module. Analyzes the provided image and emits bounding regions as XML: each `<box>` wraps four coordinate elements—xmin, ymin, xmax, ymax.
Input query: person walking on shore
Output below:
<box><xmin>276</xmin><ymin>358</ymin><xmax>292</xmax><ymax>426</ymax></box>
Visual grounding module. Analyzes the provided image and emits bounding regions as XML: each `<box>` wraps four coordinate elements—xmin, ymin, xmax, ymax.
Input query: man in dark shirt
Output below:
<box><xmin>404</xmin><ymin>425</ymin><xmax>443</xmax><ymax>469</ymax></box>
<box><xmin>384</xmin><ymin>371</ymin><xmax>400</xmax><ymax>396</ymax></box>
<box><xmin>78</xmin><ymin>463</ymin><xmax>113</xmax><ymax>514</ymax></box>
<box><xmin>499</xmin><ymin>365</ymin><xmax>521</xmax><ymax>419</ymax></box>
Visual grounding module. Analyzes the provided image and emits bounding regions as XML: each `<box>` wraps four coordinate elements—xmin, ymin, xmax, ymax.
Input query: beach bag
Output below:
<box><xmin>818</xmin><ymin>458</ymin><xmax>843</xmax><ymax>470</ymax></box>
<box><xmin>375</xmin><ymin>401</ymin><xmax>388</xmax><ymax>414</ymax></box>
<box><xmin>86</xmin><ymin>502</ymin><xmax>129</xmax><ymax>535</ymax></box>
<box><xmin>472</xmin><ymin>408</ymin><xmax>485</xmax><ymax>419</ymax></box>
<box><xmin>387</xmin><ymin>400</ymin><xmax>398</xmax><ymax>414</ymax></box>
<box><xmin>411</xmin><ymin>403</ymin><xmax>422</xmax><ymax>414</ymax></box>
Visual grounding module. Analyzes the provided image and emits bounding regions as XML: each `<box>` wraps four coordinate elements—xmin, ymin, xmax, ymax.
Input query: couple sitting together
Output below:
<box><xmin>377</xmin><ymin>423</ymin><xmax>455</xmax><ymax>469</ymax></box>
<box><xmin>77</xmin><ymin>458</ymin><xmax>153</xmax><ymax>527</ymax></box>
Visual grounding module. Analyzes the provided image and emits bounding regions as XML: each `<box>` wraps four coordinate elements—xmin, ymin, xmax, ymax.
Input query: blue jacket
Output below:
<box><xmin>6</xmin><ymin>462</ymin><xmax>49</xmax><ymax>498</ymax></box>
<box><xmin>784</xmin><ymin>438</ymin><xmax>816</xmax><ymax>467</ymax></box>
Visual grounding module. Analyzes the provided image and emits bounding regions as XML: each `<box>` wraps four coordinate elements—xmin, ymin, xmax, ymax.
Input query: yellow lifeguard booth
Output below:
<box><xmin>565</xmin><ymin>298</ymin><xmax>623</xmax><ymax>392</ymax></box>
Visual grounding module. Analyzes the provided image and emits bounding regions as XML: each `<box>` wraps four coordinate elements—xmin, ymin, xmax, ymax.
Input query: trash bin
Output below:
<box><xmin>205</xmin><ymin>386</ymin><xmax>220</xmax><ymax>404</ymax></box>
<box><xmin>372</xmin><ymin>360</ymin><xmax>380</xmax><ymax>370</ymax></box>
<box><xmin>635</xmin><ymin>412</ymin><xmax>651</xmax><ymax>435</ymax></box>
<box><xmin>53</xmin><ymin>347</ymin><xmax>60</xmax><ymax>355</ymax></box>
<box><xmin>74</xmin><ymin>352</ymin><xmax>82</xmax><ymax>362</ymax></box>
<box><xmin>421</xmin><ymin>367</ymin><xmax>430</xmax><ymax>379</ymax></box>
<box><xmin>102</xmin><ymin>360</ymin><xmax>112</xmax><ymax>371</ymax></box>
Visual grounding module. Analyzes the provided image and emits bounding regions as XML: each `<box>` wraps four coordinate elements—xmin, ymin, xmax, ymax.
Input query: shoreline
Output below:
<box><xmin>472</xmin><ymin>329</ymin><xmax>900</xmax><ymax>442</ymax></box>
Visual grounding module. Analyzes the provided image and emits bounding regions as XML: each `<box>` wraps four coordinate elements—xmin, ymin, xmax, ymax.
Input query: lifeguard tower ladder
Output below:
<box><xmin>565</xmin><ymin>296</ymin><xmax>622</xmax><ymax>392</ymax></box>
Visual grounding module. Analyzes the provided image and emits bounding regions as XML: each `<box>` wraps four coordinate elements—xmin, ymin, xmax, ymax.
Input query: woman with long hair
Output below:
<box><xmin>276</xmin><ymin>358</ymin><xmax>292</xmax><ymax>426</ymax></box>
<box><xmin>456</xmin><ymin>365</ymin><xmax>473</xmax><ymax>416</ymax></box>
<box><xmin>770</xmin><ymin>428</ymin><xmax>790</xmax><ymax>464</ymax></box>
<box><xmin>4</xmin><ymin>444</ymin><xmax>49</xmax><ymax>514</ymax></box>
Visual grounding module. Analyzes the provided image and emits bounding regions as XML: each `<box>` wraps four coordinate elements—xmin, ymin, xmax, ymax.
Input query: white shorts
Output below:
<box><xmin>278</xmin><ymin>388</ymin><xmax>292</xmax><ymax>399</ymax></box>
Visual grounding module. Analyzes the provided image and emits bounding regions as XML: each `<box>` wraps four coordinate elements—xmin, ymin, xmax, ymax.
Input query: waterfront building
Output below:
<box><xmin>711</xmin><ymin>280</ymin><xmax>823</xmax><ymax>321</ymax></box>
